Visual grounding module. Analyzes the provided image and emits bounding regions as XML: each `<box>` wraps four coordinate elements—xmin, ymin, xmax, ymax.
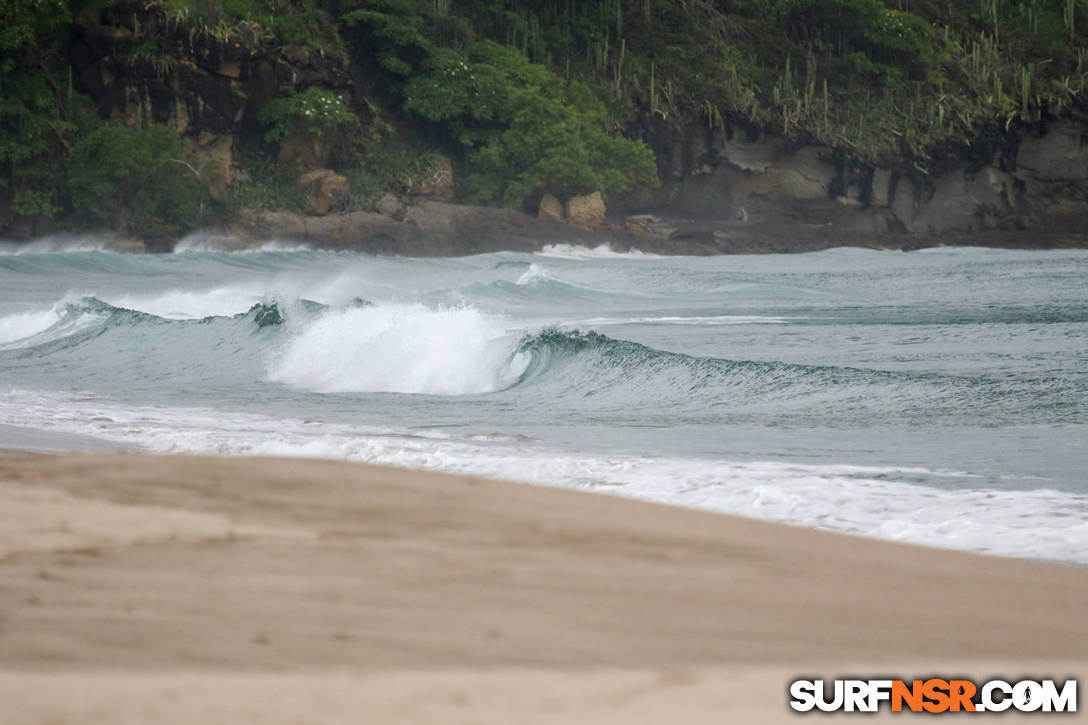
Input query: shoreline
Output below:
<box><xmin>0</xmin><ymin>453</ymin><xmax>1084</xmax><ymax>721</ymax></box>
<box><xmin>0</xmin><ymin>424</ymin><xmax>1082</xmax><ymax>568</ymax></box>
<box><xmin>5</xmin><ymin>210</ymin><xmax>1088</xmax><ymax>257</ymax></box>
<box><xmin>0</xmin><ymin>424</ymin><xmax>137</xmax><ymax>455</ymax></box>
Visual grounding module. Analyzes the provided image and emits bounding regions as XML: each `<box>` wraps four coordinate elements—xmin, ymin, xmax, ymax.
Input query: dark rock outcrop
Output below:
<box><xmin>69</xmin><ymin>0</ymin><xmax>353</xmax><ymax>183</ymax></box>
<box><xmin>619</xmin><ymin>112</ymin><xmax>1088</xmax><ymax>248</ymax></box>
<box><xmin>228</xmin><ymin>201</ymin><xmax>627</xmax><ymax>255</ymax></box>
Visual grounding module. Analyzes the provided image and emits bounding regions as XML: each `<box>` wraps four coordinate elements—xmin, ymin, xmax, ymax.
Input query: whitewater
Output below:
<box><xmin>1</xmin><ymin>237</ymin><xmax>1086</xmax><ymax>564</ymax></box>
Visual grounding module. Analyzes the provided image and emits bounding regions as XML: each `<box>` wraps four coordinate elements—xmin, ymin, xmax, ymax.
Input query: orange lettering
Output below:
<box><xmin>923</xmin><ymin>678</ymin><xmax>951</xmax><ymax>713</ymax></box>
<box><xmin>948</xmin><ymin>680</ymin><xmax>977</xmax><ymax>712</ymax></box>
<box><xmin>892</xmin><ymin>680</ymin><xmax>924</xmax><ymax>712</ymax></box>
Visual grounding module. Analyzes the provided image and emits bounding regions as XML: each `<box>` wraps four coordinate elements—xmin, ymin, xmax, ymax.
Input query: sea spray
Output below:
<box><xmin>267</xmin><ymin>303</ymin><xmax>530</xmax><ymax>395</ymax></box>
<box><xmin>0</xmin><ymin>309</ymin><xmax>62</xmax><ymax>344</ymax></box>
<box><xmin>0</xmin><ymin>234</ymin><xmax>117</xmax><ymax>255</ymax></box>
<box><xmin>535</xmin><ymin>243</ymin><xmax>661</xmax><ymax>260</ymax></box>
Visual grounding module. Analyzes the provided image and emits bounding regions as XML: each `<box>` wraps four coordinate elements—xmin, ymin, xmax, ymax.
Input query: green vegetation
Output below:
<box><xmin>258</xmin><ymin>87</ymin><xmax>359</xmax><ymax>142</ymax></box>
<box><xmin>67</xmin><ymin>124</ymin><xmax>214</xmax><ymax>240</ymax></box>
<box><xmin>371</xmin><ymin>0</ymin><xmax>1088</xmax><ymax>166</ymax></box>
<box><xmin>0</xmin><ymin>0</ymin><xmax>74</xmax><ymax>218</ymax></box>
<box><xmin>344</xmin><ymin>168</ymin><xmax>385</xmax><ymax>209</ymax></box>
<box><xmin>344</xmin><ymin>3</ymin><xmax>658</xmax><ymax>206</ymax></box>
<box><xmin>161</xmin><ymin>0</ymin><xmax>346</xmax><ymax>58</ymax></box>
<box><xmin>226</xmin><ymin>158</ymin><xmax>306</xmax><ymax>212</ymax></box>
<box><xmin>3</xmin><ymin>0</ymin><xmax>1088</xmax><ymax>241</ymax></box>
<box><xmin>399</xmin><ymin>40</ymin><xmax>656</xmax><ymax>205</ymax></box>
<box><xmin>367</xmin><ymin>145</ymin><xmax>439</xmax><ymax>193</ymax></box>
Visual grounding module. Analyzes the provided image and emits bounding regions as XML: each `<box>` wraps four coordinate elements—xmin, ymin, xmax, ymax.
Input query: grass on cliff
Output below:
<box><xmin>160</xmin><ymin>0</ymin><xmax>347</xmax><ymax>58</ymax></box>
<box><xmin>5</xmin><ymin>0</ymin><xmax>1088</xmax><ymax>241</ymax></box>
<box><xmin>351</xmin><ymin>0</ymin><xmax>1088</xmax><ymax>171</ymax></box>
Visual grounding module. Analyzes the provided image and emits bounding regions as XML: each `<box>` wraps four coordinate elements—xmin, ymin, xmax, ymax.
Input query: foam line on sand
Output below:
<box><xmin>0</xmin><ymin>453</ymin><xmax>1084</xmax><ymax>723</ymax></box>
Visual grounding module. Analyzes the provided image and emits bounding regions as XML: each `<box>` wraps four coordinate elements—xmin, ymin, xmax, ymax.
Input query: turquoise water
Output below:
<box><xmin>1</xmin><ymin>238</ymin><xmax>1086</xmax><ymax>562</ymax></box>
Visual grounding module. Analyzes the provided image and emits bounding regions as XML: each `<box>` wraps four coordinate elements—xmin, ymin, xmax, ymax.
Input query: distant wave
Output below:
<box><xmin>535</xmin><ymin>243</ymin><xmax>661</xmax><ymax>260</ymax></box>
<box><xmin>173</xmin><ymin>231</ymin><xmax>312</xmax><ymax>254</ymax></box>
<box><xmin>559</xmin><ymin>314</ymin><xmax>792</xmax><ymax>327</ymax></box>
<box><xmin>0</xmin><ymin>234</ymin><xmax>117</xmax><ymax>255</ymax></box>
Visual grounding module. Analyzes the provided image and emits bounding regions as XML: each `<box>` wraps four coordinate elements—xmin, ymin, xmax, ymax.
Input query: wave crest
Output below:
<box><xmin>535</xmin><ymin>243</ymin><xmax>660</xmax><ymax>260</ymax></box>
<box><xmin>267</xmin><ymin>303</ymin><xmax>529</xmax><ymax>395</ymax></box>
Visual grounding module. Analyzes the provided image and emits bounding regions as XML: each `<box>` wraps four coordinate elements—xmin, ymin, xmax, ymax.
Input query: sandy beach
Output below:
<box><xmin>0</xmin><ymin>452</ymin><xmax>1084</xmax><ymax>723</ymax></box>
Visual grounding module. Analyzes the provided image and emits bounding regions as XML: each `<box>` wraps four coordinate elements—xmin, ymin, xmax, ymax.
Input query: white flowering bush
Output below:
<box><xmin>258</xmin><ymin>87</ymin><xmax>359</xmax><ymax>142</ymax></box>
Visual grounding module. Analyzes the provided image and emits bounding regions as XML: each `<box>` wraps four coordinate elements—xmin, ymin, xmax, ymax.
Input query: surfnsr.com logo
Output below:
<box><xmin>789</xmin><ymin>678</ymin><xmax>1077</xmax><ymax>713</ymax></box>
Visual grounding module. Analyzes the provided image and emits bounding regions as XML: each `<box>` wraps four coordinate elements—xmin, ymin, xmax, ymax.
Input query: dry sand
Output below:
<box><xmin>0</xmin><ymin>453</ymin><xmax>1084</xmax><ymax>723</ymax></box>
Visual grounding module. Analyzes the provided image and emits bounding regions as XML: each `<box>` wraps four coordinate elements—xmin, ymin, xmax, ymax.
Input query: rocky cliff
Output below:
<box><xmin>69</xmin><ymin>0</ymin><xmax>354</xmax><ymax>196</ymax></box>
<box><xmin>612</xmin><ymin>112</ymin><xmax>1088</xmax><ymax>252</ymax></box>
<box><xmin>4</xmin><ymin>0</ymin><xmax>1088</xmax><ymax>254</ymax></box>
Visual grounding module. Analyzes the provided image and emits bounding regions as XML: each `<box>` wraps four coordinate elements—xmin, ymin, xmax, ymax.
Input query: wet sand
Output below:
<box><xmin>0</xmin><ymin>424</ymin><xmax>133</xmax><ymax>454</ymax></box>
<box><xmin>0</xmin><ymin>453</ymin><xmax>1084</xmax><ymax>723</ymax></box>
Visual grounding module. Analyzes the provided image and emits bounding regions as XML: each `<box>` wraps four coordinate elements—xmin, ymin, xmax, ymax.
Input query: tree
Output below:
<box><xmin>404</xmin><ymin>40</ymin><xmax>657</xmax><ymax>206</ymax></box>
<box><xmin>67</xmin><ymin>124</ymin><xmax>208</xmax><ymax>241</ymax></box>
<box><xmin>0</xmin><ymin>0</ymin><xmax>73</xmax><ymax>220</ymax></box>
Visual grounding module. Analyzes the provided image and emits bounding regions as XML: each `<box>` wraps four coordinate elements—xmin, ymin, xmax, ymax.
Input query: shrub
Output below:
<box><xmin>343</xmin><ymin>169</ymin><xmax>385</xmax><ymax>210</ymax></box>
<box><xmin>341</xmin><ymin>0</ymin><xmax>435</xmax><ymax>76</ymax></box>
<box><xmin>162</xmin><ymin>0</ymin><xmax>346</xmax><ymax>57</ymax></box>
<box><xmin>403</xmin><ymin>40</ymin><xmax>657</xmax><ymax>206</ymax></box>
<box><xmin>775</xmin><ymin>0</ymin><xmax>934</xmax><ymax>81</ymax></box>
<box><xmin>258</xmin><ymin>87</ymin><xmax>359</xmax><ymax>142</ymax></box>
<box><xmin>225</xmin><ymin>159</ymin><xmax>304</xmax><ymax>212</ymax></box>
<box><xmin>67</xmin><ymin>124</ymin><xmax>208</xmax><ymax>240</ymax></box>
<box><xmin>0</xmin><ymin>0</ymin><xmax>74</xmax><ymax>223</ymax></box>
<box><xmin>368</xmin><ymin>145</ymin><xmax>438</xmax><ymax>191</ymax></box>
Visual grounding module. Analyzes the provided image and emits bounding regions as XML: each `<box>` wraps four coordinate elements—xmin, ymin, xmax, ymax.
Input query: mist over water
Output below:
<box><xmin>1</xmin><ymin>241</ymin><xmax>1086</xmax><ymax>563</ymax></box>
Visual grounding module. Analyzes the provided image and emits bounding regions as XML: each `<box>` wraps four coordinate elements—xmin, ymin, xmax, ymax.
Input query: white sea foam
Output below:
<box><xmin>0</xmin><ymin>234</ymin><xmax>115</xmax><ymax>255</ymax></box>
<box><xmin>174</xmin><ymin>231</ymin><xmax>312</xmax><ymax>254</ymax></box>
<box><xmin>107</xmin><ymin>286</ymin><xmax>266</xmax><ymax>319</ymax></box>
<box><xmin>0</xmin><ymin>296</ymin><xmax>109</xmax><ymax>349</ymax></box>
<box><xmin>171</xmin><ymin>231</ymin><xmax>250</xmax><ymax>253</ymax></box>
<box><xmin>1</xmin><ymin>387</ymin><xmax>1084</xmax><ymax>565</ymax></box>
<box><xmin>562</xmin><ymin>315</ymin><xmax>792</xmax><ymax>327</ymax></box>
<box><xmin>267</xmin><ymin>303</ymin><xmax>529</xmax><ymax>395</ymax></box>
<box><xmin>515</xmin><ymin>263</ymin><xmax>559</xmax><ymax>286</ymax></box>
<box><xmin>256</xmin><ymin>240</ymin><xmax>313</xmax><ymax>253</ymax></box>
<box><xmin>535</xmin><ymin>243</ymin><xmax>661</xmax><ymax>260</ymax></box>
<box><xmin>0</xmin><ymin>309</ymin><xmax>61</xmax><ymax>344</ymax></box>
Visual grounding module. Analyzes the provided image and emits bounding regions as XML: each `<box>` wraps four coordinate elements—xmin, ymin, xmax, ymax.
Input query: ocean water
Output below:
<box><xmin>1</xmin><ymin>236</ymin><xmax>1086</xmax><ymax>564</ymax></box>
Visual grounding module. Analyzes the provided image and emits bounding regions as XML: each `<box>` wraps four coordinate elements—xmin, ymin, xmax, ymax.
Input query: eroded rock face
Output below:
<box><xmin>193</xmin><ymin>133</ymin><xmax>235</xmax><ymax>200</ymax></box>
<box><xmin>297</xmin><ymin>169</ymin><xmax>350</xmax><ymax>216</ymax></box>
<box><xmin>229</xmin><ymin>200</ymin><xmax>611</xmax><ymax>256</ymax></box>
<box><xmin>566</xmin><ymin>192</ymin><xmax>606</xmax><ymax>226</ymax></box>
<box><xmin>1014</xmin><ymin>122</ymin><xmax>1088</xmax><ymax>226</ymax></box>
<box><xmin>621</xmin><ymin>110</ymin><xmax>1088</xmax><ymax>242</ymax></box>
<box><xmin>278</xmin><ymin>119</ymin><xmax>332</xmax><ymax>174</ymax></box>
<box><xmin>537</xmin><ymin>193</ymin><xmax>564</xmax><ymax>222</ymax></box>
<box><xmin>70</xmin><ymin>0</ymin><xmax>351</xmax><ymax>164</ymax></box>
<box><xmin>1018</xmin><ymin>122</ymin><xmax>1088</xmax><ymax>183</ymax></box>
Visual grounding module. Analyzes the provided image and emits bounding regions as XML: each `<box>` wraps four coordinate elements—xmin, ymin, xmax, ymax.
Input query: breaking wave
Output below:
<box><xmin>535</xmin><ymin>243</ymin><xmax>661</xmax><ymax>260</ymax></box>
<box><xmin>2</xmin><ymin>245</ymin><xmax>1086</xmax><ymax>565</ymax></box>
<box><xmin>268</xmin><ymin>303</ymin><xmax>528</xmax><ymax>395</ymax></box>
<box><xmin>1</xmin><ymin>293</ymin><xmax>1081</xmax><ymax>427</ymax></box>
